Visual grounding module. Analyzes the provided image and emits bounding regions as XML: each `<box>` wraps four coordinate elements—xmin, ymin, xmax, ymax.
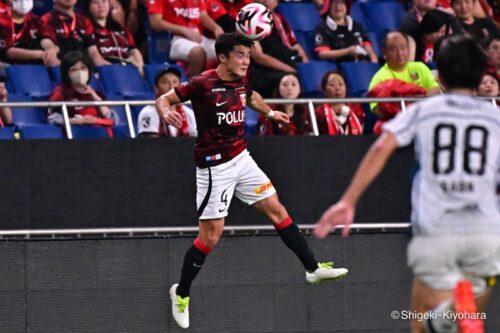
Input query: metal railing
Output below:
<box><xmin>1</xmin><ymin>96</ymin><xmax>498</xmax><ymax>139</ymax></box>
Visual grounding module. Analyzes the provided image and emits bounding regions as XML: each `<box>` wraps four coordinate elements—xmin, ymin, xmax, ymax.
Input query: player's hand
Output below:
<box><xmin>272</xmin><ymin>111</ymin><xmax>290</xmax><ymax>124</ymax></box>
<box><xmin>182</xmin><ymin>27</ymin><xmax>203</xmax><ymax>43</ymax></box>
<box><xmin>160</xmin><ymin>108</ymin><xmax>183</xmax><ymax>129</ymax></box>
<box><xmin>313</xmin><ymin>200</ymin><xmax>355</xmax><ymax>239</ymax></box>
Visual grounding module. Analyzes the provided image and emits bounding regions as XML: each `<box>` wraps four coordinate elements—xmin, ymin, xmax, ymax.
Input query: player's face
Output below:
<box><xmin>278</xmin><ymin>74</ymin><xmax>300</xmax><ymax>99</ymax></box>
<box><xmin>487</xmin><ymin>40</ymin><xmax>500</xmax><ymax>67</ymax></box>
<box><xmin>413</xmin><ymin>0</ymin><xmax>436</xmax><ymax>11</ymax></box>
<box><xmin>425</xmin><ymin>25</ymin><xmax>446</xmax><ymax>44</ymax></box>
<box><xmin>452</xmin><ymin>0</ymin><xmax>474</xmax><ymax>21</ymax></box>
<box><xmin>478</xmin><ymin>74</ymin><xmax>499</xmax><ymax>97</ymax></box>
<box><xmin>328</xmin><ymin>0</ymin><xmax>347</xmax><ymax>21</ymax></box>
<box><xmin>323</xmin><ymin>73</ymin><xmax>346</xmax><ymax>98</ymax></box>
<box><xmin>89</xmin><ymin>0</ymin><xmax>110</xmax><ymax>20</ymax></box>
<box><xmin>155</xmin><ymin>73</ymin><xmax>181</xmax><ymax>95</ymax></box>
<box><xmin>383</xmin><ymin>34</ymin><xmax>409</xmax><ymax>69</ymax></box>
<box><xmin>225</xmin><ymin>45</ymin><xmax>251</xmax><ymax>78</ymax></box>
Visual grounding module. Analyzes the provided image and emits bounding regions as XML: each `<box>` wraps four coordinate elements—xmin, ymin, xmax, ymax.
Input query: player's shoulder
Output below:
<box><xmin>414</xmin><ymin>94</ymin><xmax>500</xmax><ymax>120</ymax></box>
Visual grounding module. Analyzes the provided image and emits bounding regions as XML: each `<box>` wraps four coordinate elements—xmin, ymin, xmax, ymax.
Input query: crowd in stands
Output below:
<box><xmin>0</xmin><ymin>0</ymin><xmax>498</xmax><ymax>139</ymax></box>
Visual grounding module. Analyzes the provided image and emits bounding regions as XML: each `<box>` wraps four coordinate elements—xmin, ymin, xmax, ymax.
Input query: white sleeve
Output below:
<box><xmin>137</xmin><ymin>106</ymin><xmax>160</xmax><ymax>135</ymax></box>
<box><xmin>382</xmin><ymin>103</ymin><xmax>420</xmax><ymax>147</ymax></box>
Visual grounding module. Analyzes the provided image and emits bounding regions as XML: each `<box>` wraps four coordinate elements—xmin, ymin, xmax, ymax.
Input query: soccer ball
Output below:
<box><xmin>235</xmin><ymin>3</ymin><xmax>273</xmax><ymax>41</ymax></box>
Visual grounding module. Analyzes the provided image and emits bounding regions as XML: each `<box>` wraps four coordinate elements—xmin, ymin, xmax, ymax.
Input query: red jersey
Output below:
<box><xmin>205</xmin><ymin>0</ymin><xmax>250</xmax><ymax>20</ymax></box>
<box><xmin>92</xmin><ymin>22</ymin><xmax>136</xmax><ymax>59</ymax></box>
<box><xmin>48</xmin><ymin>85</ymin><xmax>107</xmax><ymax>118</ymax></box>
<box><xmin>174</xmin><ymin>69</ymin><xmax>251</xmax><ymax>167</ymax></box>
<box><xmin>0</xmin><ymin>2</ymin><xmax>11</xmax><ymax>55</ymax></box>
<box><xmin>148</xmin><ymin>0</ymin><xmax>207</xmax><ymax>33</ymax></box>
<box><xmin>0</xmin><ymin>12</ymin><xmax>43</xmax><ymax>61</ymax></box>
<box><xmin>41</xmin><ymin>10</ymin><xmax>95</xmax><ymax>57</ymax></box>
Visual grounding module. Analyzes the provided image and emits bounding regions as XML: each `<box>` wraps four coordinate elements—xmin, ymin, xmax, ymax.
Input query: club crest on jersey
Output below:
<box><xmin>216</xmin><ymin>110</ymin><xmax>245</xmax><ymax>126</ymax></box>
<box><xmin>239</xmin><ymin>93</ymin><xmax>246</xmax><ymax>107</ymax></box>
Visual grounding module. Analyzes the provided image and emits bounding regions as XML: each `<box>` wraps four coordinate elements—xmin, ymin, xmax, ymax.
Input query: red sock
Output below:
<box><xmin>274</xmin><ymin>216</ymin><xmax>292</xmax><ymax>231</ymax></box>
<box><xmin>193</xmin><ymin>237</ymin><xmax>212</xmax><ymax>255</ymax></box>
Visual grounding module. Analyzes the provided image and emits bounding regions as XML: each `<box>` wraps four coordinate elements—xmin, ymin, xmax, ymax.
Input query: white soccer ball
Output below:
<box><xmin>235</xmin><ymin>3</ymin><xmax>273</xmax><ymax>41</ymax></box>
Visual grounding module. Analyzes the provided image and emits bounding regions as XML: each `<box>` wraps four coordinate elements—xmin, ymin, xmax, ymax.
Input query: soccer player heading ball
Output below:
<box><xmin>156</xmin><ymin>33</ymin><xmax>348</xmax><ymax>329</ymax></box>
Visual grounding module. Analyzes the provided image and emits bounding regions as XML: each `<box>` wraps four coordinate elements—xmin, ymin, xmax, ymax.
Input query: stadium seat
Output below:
<box><xmin>11</xmin><ymin>107</ymin><xmax>47</xmax><ymax>126</ymax></box>
<box><xmin>144</xmin><ymin>63</ymin><xmax>188</xmax><ymax>91</ymax></box>
<box><xmin>244</xmin><ymin>107</ymin><xmax>259</xmax><ymax>136</ymax></box>
<box><xmin>296</xmin><ymin>60</ymin><xmax>338</xmax><ymax>97</ymax></box>
<box><xmin>112</xmin><ymin>125</ymin><xmax>132</xmax><ymax>138</ymax></box>
<box><xmin>367</xmin><ymin>31</ymin><xmax>382</xmax><ymax>60</ymax></box>
<box><xmin>0</xmin><ymin>126</ymin><xmax>15</xmax><ymax>140</ymax></box>
<box><xmin>32</xmin><ymin>0</ymin><xmax>53</xmax><ymax>15</ymax></box>
<box><xmin>17</xmin><ymin>124</ymin><xmax>64</xmax><ymax>139</ymax></box>
<box><xmin>294</xmin><ymin>31</ymin><xmax>316</xmax><ymax>60</ymax></box>
<box><xmin>277</xmin><ymin>3</ymin><xmax>321</xmax><ymax>32</ymax></box>
<box><xmin>360</xmin><ymin>0</ymin><xmax>405</xmax><ymax>33</ymax></box>
<box><xmin>6</xmin><ymin>65</ymin><xmax>54</xmax><ymax>99</ymax></box>
<box><xmin>71</xmin><ymin>126</ymin><xmax>112</xmax><ymax>139</ymax></box>
<box><xmin>97</xmin><ymin>64</ymin><xmax>150</xmax><ymax>98</ymax></box>
<box><xmin>339</xmin><ymin>62</ymin><xmax>381</xmax><ymax>97</ymax></box>
<box><xmin>350</xmin><ymin>1</ymin><xmax>369</xmax><ymax>31</ymax></box>
<box><xmin>148</xmin><ymin>31</ymin><xmax>172</xmax><ymax>64</ymax></box>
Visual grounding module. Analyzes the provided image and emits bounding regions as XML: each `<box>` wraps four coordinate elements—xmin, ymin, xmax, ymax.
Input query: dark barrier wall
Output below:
<box><xmin>0</xmin><ymin>136</ymin><xmax>413</xmax><ymax>229</ymax></box>
<box><xmin>1</xmin><ymin>234</ymin><xmax>499</xmax><ymax>333</ymax></box>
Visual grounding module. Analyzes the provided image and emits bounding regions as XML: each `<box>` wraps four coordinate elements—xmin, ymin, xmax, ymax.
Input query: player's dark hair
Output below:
<box><xmin>437</xmin><ymin>34</ymin><xmax>487</xmax><ymax>89</ymax></box>
<box><xmin>215</xmin><ymin>33</ymin><xmax>254</xmax><ymax>59</ymax></box>
<box><xmin>60</xmin><ymin>51</ymin><xmax>94</xmax><ymax>88</ymax></box>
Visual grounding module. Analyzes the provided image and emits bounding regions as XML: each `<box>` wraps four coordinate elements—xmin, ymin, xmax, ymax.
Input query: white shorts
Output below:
<box><xmin>169</xmin><ymin>35</ymin><xmax>216</xmax><ymax>61</ymax></box>
<box><xmin>196</xmin><ymin>149</ymin><xmax>276</xmax><ymax>220</ymax></box>
<box><xmin>407</xmin><ymin>234</ymin><xmax>500</xmax><ymax>294</ymax></box>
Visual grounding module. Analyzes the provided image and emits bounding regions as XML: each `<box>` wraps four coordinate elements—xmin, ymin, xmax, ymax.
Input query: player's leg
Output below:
<box><xmin>233</xmin><ymin>151</ymin><xmax>348</xmax><ymax>282</ymax></box>
<box><xmin>170</xmin><ymin>163</ymin><xmax>237</xmax><ymax>328</ymax></box>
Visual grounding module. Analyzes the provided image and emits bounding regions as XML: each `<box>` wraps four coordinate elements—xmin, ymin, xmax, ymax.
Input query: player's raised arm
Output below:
<box><xmin>155</xmin><ymin>89</ymin><xmax>183</xmax><ymax>129</ymax></box>
<box><xmin>314</xmin><ymin>131</ymin><xmax>398</xmax><ymax>238</ymax></box>
<box><xmin>247</xmin><ymin>90</ymin><xmax>290</xmax><ymax>124</ymax></box>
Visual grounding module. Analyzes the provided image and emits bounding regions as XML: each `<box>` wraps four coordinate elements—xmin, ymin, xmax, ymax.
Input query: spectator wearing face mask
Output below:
<box><xmin>0</xmin><ymin>0</ymin><xmax>55</xmax><ymax>65</ymax></box>
<box><xmin>47</xmin><ymin>51</ymin><xmax>115</xmax><ymax>128</ymax></box>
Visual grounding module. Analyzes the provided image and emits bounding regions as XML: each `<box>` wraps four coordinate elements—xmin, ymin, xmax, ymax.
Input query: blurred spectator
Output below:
<box><xmin>257</xmin><ymin>73</ymin><xmax>309</xmax><ymax>135</ymax></box>
<box><xmin>399</xmin><ymin>0</ymin><xmax>459</xmax><ymax>40</ymax></box>
<box><xmin>82</xmin><ymin>0</ymin><xmax>144</xmax><ymax>75</ymax></box>
<box><xmin>478</xmin><ymin>72</ymin><xmax>499</xmax><ymax>96</ymax></box>
<box><xmin>138</xmin><ymin>67</ymin><xmax>196</xmax><ymax>137</ymax></box>
<box><xmin>451</xmin><ymin>0</ymin><xmax>498</xmax><ymax>42</ymax></box>
<box><xmin>410</xmin><ymin>9</ymin><xmax>452</xmax><ymax>66</ymax></box>
<box><xmin>0</xmin><ymin>0</ymin><xmax>52</xmax><ymax>65</ymax></box>
<box><xmin>0</xmin><ymin>76</ymin><xmax>12</xmax><ymax>126</ymax></box>
<box><xmin>40</xmin><ymin>0</ymin><xmax>110</xmax><ymax>66</ymax></box>
<box><xmin>313</xmin><ymin>70</ymin><xmax>363</xmax><ymax>135</ymax></box>
<box><xmin>314</xmin><ymin>0</ymin><xmax>377</xmax><ymax>64</ymax></box>
<box><xmin>484</xmin><ymin>34</ymin><xmax>500</xmax><ymax>79</ymax></box>
<box><xmin>368</xmin><ymin>31</ymin><xmax>440</xmax><ymax>132</ymax></box>
<box><xmin>47</xmin><ymin>51</ymin><xmax>115</xmax><ymax>129</ymax></box>
<box><xmin>250</xmin><ymin>0</ymin><xmax>309</xmax><ymax>98</ymax></box>
<box><xmin>205</xmin><ymin>0</ymin><xmax>250</xmax><ymax>33</ymax></box>
<box><xmin>148</xmin><ymin>0</ymin><xmax>224</xmax><ymax>77</ymax></box>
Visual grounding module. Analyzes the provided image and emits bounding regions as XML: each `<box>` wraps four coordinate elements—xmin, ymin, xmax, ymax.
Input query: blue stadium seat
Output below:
<box><xmin>296</xmin><ymin>60</ymin><xmax>338</xmax><ymax>97</ymax></box>
<box><xmin>294</xmin><ymin>31</ymin><xmax>316</xmax><ymax>60</ymax></box>
<box><xmin>112</xmin><ymin>125</ymin><xmax>132</xmax><ymax>138</ymax></box>
<box><xmin>339</xmin><ymin>62</ymin><xmax>381</xmax><ymax>97</ymax></box>
<box><xmin>360</xmin><ymin>0</ymin><xmax>405</xmax><ymax>33</ymax></box>
<box><xmin>144</xmin><ymin>63</ymin><xmax>188</xmax><ymax>91</ymax></box>
<box><xmin>244</xmin><ymin>107</ymin><xmax>259</xmax><ymax>136</ymax></box>
<box><xmin>71</xmin><ymin>126</ymin><xmax>111</xmax><ymax>139</ymax></box>
<box><xmin>18</xmin><ymin>125</ymin><xmax>64</xmax><ymax>139</ymax></box>
<box><xmin>6</xmin><ymin>65</ymin><xmax>54</xmax><ymax>99</ymax></box>
<box><xmin>32</xmin><ymin>0</ymin><xmax>53</xmax><ymax>15</ymax></box>
<box><xmin>367</xmin><ymin>31</ymin><xmax>382</xmax><ymax>60</ymax></box>
<box><xmin>148</xmin><ymin>31</ymin><xmax>172</xmax><ymax>64</ymax></box>
<box><xmin>12</xmin><ymin>107</ymin><xmax>47</xmax><ymax>126</ymax></box>
<box><xmin>277</xmin><ymin>3</ymin><xmax>321</xmax><ymax>32</ymax></box>
<box><xmin>350</xmin><ymin>1</ymin><xmax>369</xmax><ymax>31</ymax></box>
<box><xmin>97</xmin><ymin>64</ymin><xmax>150</xmax><ymax>98</ymax></box>
<box><xmin>0</xmin><ymin>126</ymin><xmax>15</xmax><ymax>140</ymax></box>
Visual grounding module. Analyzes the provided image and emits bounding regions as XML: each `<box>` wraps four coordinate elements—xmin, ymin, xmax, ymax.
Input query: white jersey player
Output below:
<box><xmin>314</xmin><ymin>35</ymin><xmax>500</xmax><ymax>333</ymax></box>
